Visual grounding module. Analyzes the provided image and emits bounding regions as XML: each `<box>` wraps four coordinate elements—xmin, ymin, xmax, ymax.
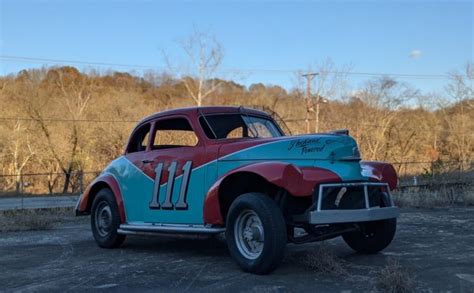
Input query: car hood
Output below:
<box><xmin>217</xmin><ymin>134</ymin><xmax>360</xmax><ymax>162</ymax></box>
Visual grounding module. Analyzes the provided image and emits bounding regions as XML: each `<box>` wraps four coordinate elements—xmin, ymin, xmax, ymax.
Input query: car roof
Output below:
<box><xmin>137</xmin><ymin>106</ymin><xmax>271</xmax><ymax>125</ymax></box>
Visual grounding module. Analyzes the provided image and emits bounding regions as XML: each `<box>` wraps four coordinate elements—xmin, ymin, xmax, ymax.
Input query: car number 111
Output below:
<box><xmin>149</xmin><ymin>161</ymin><xmax>192</xmax><ymax>210</ymax></box>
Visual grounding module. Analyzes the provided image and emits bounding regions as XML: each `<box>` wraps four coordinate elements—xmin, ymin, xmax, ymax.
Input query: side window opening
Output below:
<box><xmin>152</xmin><ymin>118</ymin><xmax>198</xmax><ymax>150</ymax></box>
<box><xmin>226</xmin><ymin>126</ymin><xmax>244</xmax><ymax>138</ymax></box>
<box><xmin>247</xmin><ymin>120</ymin><xmax>276</xmax><ymax>138</ymax></box>
<box><xmin>199</xmin><ymin>115</ymin><xmax>249</xmax><ymax>139</ymax></box>
<box><xmin>127</xmin><ymin>123</ymin><xmax>151</xmax><ymax>153</ymax></box>
<box><xmin>199</xmin><ymin>114</ymin><xmax>282</xmax><ymax>139</ymax></box>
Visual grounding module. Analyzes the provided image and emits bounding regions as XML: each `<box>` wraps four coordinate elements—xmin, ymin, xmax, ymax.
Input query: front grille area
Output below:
<box><xmin>313</xmin><ymin>182</ymin><xmax>392</xmax><ymax>211</ymax></box>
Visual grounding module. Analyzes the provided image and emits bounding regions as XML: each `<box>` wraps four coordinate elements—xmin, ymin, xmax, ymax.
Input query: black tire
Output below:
<box><xmin>91</xmin><ymin>188</ymin><xmax>126</xmax><ymax>248</ymax></box>
<box><xmin>225</xmin><ymin>193</ymin><xmax>287</xmax><ymax>274</ymax></box>
<box><xmin>342</xmin><ymin>218</ymin><xmax>396</xmax><ymax>254</ymax></box>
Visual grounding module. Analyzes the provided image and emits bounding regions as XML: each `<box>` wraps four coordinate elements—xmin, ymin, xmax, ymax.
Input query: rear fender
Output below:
<box><xmin>76</xmin><ymin>174</ymin><xmax>126</xmax><ymax>223</ymax></box>
<box><xmin>203</xmin><ymin>162</ymin><xmax>341</xmax><ymax>225</ymax></box>
<box><xmin>360</xmin><ymin>161</ymin><xmax>398</xmax><ymax>190</ymax></box>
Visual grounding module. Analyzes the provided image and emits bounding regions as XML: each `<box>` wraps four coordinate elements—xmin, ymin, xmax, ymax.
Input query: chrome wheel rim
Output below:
<box><xmin>95</xmin><ymin>201</ymin><xmax>113</xmax><ymax>237</ymax></box>
<box><xmin>234</xmin><ymin>209</ymin><xmax>264</xmax><ymax>260</ymax></box>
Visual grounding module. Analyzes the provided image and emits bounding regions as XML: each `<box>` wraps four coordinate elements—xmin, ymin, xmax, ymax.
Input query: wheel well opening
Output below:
<box><xmin>86</xmin><ymin>182</ymin><xmax>111</xmax><ymax>213</ymax></box>
<box><xmin>218</xmin><ymin>172</ymin><xmax>280</xmax><ymax>223</ymax></box>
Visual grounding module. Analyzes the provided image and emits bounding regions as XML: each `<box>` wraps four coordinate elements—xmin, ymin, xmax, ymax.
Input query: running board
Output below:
<box><xmin>118</xmin><ymin>223</ymin><xmax>225</xmax><ymax>235</ymax></box>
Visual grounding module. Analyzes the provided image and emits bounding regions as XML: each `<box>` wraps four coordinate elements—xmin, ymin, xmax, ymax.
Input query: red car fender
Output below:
<box><xmin>203</xmin><ymin>162</ymin><xmax>341</xmax><ymax>225</ymax></box>
<box><xmin>77</xmin><ymin>174</ymin><xmax>126</xmax><ymax>223</ymax></box>
<box><xmin>360</xmin><ymin>161</ymin><xmax>398</xmax><ymax>190</ymax></box>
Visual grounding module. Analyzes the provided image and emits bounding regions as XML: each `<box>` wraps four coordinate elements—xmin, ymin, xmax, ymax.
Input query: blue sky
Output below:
<box><xmin>0</xmin><ymin>0</ymin><xmax>472</xmax><ymax>93</ymax></box>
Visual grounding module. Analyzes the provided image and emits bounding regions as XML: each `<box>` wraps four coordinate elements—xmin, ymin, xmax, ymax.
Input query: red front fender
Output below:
<box><xmin>76</xmin><ymin>174</ymin><xmax>126</xmax><ymax>223</ymax></box>
<box><xmin>203</xmin><ymin>162</ymin><xmax>341</xmax><ymax>225</ymax></box>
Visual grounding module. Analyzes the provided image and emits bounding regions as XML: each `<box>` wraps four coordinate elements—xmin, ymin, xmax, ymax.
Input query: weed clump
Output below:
<box><xmin>375</xmin><ymin>258</ymin><xmax>414</xmax><ymax>293</ymax></box>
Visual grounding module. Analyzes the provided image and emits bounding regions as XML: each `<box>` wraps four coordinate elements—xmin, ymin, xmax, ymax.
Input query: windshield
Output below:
<box><xmin>199</xmin><ymin>113</ymin><xmax>284</xmax><ymax>139</ymax></box>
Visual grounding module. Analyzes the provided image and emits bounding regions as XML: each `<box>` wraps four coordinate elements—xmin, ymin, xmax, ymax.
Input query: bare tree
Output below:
<box><xmin>165</xmin><ymin>28</ymin><xmax>224</xmax><ymax>106</ymax></box>
<box><xmin>48</xmin><ymin>67</ymin><xmax>94</xmax><ymax>192</ymax></box>
<box><xmin>14</xmin><ymin>67</ymin><xmax>94</xmax><ymax>193</ymax></box>
<box><xmin>353</xmin><ymin>77</ymin><xmax>419</xmax><ymax>161</ymax></box>
<box><xmin>38</xmin><ymin>158</ymin><xmax>61</xmax><ymax>194</ymax></box>
<box><xmin>4</xmin><ymin>120</ymin><xmax>35</xmax><ymax>193</ymax></box>
<box><xmin>439</xmin><ymin>62</ymin><xmax>474</xmax><ymax>170</ymax></box>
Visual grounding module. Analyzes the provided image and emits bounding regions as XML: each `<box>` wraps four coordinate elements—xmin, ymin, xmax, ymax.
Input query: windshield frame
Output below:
<box><xmin>198</xmin><ymin>112</ymin><xmax>285</xmax><ymax>140</ymax></box>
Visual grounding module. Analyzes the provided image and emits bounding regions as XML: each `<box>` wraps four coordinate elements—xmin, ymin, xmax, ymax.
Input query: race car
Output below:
<box><xmin>76</xmin><ymin>106</ymin><xmax>399</xmax><ymax>274</ymax></box>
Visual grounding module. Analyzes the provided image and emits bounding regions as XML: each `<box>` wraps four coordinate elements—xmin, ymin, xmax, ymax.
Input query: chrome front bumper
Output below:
<box><xmin>308</xmin><ymin>182</ymin><xmax>399</xmax><ymax>224</ymax></box>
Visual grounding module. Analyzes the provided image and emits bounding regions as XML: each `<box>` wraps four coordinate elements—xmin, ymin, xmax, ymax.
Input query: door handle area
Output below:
<box><xmin>141</xmin><ymin>159</ymin><xmax>153</xmax><ymax>164</ymax></box>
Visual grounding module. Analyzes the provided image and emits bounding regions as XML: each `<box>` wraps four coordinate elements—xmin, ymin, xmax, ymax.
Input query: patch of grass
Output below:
<box><xmin>463</xmin><ymin>187</ymin><xmax>474</xmax><ymax>206</ymax></box>
<box><xmin>375</xmin><ymin>258</ymin><xmax>414</xmax><ymax>293</ymax></box>
<box><xmin>0</xmin><ymin>207</ymin><xmax>75</xmax><ymax>232</ymax></box>
<box><xmin>394</xmin><ymin>184</ymin><xmax>474</xmax><ymax>208</ymax></box>
<box><xmin>294</xmin><ymin>244</ymin><xmax>348</xmax><ymax>276</ymax></box>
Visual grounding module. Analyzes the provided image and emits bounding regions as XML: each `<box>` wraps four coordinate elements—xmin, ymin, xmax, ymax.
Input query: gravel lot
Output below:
<box><xmin>1</xmin><ymin>208</ymin><xmax>473</xmax><ymax>292</ymax></box>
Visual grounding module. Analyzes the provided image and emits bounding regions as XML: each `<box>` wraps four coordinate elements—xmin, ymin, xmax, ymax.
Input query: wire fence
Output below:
<box><xmin>0</xmin><ymin>160</ymin><xmax>472</xmax><ymax>198</ymax></box>
<box><xmin>0</xmin><ymin>171</ymin><xmax>100</xmax><ymax>197</ymax></box>
<box><xmin>393</xmin><ymin>160</ymin><xmax>474</xmax><ymax>187</ymax></box>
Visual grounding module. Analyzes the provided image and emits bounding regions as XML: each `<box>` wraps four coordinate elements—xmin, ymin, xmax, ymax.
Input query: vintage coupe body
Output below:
<box><xmin>76</xmin><ymin>106</ymin><xmax>399</xmax><ymax>274</ymax></box>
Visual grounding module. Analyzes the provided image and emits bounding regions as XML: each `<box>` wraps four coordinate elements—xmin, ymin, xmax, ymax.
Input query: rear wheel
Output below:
<box><xmin>226</xmin><ymin>193</ymin><xmax>286</xmax><ymax>274</ymax></box>
<box><xmin>342</xmin><ymin>218</ymin><xmax>396</xmax><ymax>254</ymax></box>
<box><xmin>91</xmin><ymin>188</ymin><xmax>126</xmax><ymax>248</ymax></box>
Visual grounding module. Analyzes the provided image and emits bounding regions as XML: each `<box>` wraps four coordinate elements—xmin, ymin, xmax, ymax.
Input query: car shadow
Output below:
<box><xmin>121</xmin><ymin>233</ymin><xmax>230</xmax><ymax>257</ymax></box>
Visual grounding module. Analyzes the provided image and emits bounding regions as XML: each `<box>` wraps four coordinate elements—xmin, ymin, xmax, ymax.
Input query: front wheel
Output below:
<box><xmin>226</xmin><ymin>193</ymin><xmax>287</xmax><ymax>274</ymax></box>
<box><xmin>91</xmin><ymin>188</ymin><xmax>126</xmax><ymax>248</ymax></box>
<box><xmin>342</xmin><ymin>218</ymin><xmax>396</xmax><ymax>254</ymax></box>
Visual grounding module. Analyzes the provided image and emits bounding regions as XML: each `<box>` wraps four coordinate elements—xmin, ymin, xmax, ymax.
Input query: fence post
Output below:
<box><xmin>79</xmin><ymin>171</ymin><xmax>84</xmax><ymax>194</ymax></box>
<box><xmin>19</xmin><ymin>173</ymin><xmax>23</xmax><ymax>194</ymax></box>
<box><xmin>428</xmin><ymin>160</ymin><xmax>434</xmax><ymax>186</ymax></box>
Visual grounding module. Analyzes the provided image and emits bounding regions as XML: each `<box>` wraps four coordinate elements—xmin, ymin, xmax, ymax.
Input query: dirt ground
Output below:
<box><xmin>0</xmin><ymin>208</ymin><xmax>473</xmax><ymax>292</ymax></box>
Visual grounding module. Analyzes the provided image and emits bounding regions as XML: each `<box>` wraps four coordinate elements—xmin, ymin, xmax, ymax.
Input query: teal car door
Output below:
<box><xmin>123</xmin><ymin>115</ymin><xmax>208</xmax><ymax>225</ymax></box>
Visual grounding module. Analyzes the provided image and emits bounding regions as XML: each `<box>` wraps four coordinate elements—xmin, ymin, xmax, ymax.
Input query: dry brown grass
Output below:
<box><xmin>375</xmin><ymin>258</ymin><xmax>414</xmax><ymax>293</ymax></box>
<box><xmin>295</xmin><ymin>243</ymin><xmax>348</xmax><ymax>276</ymax></box>
<box><xmin>394</xmin><ymin>184</ymin><xmax>474</xmax><ymax>208</ymax></box>
<box><xmin>0</xmin><ymin>207</ymin><xmax>74</xmax><ymax>232</ymax></box>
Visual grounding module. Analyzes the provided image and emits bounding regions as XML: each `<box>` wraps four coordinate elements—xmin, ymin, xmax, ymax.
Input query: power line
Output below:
<box><xmin>285</xmin><ymin>117</ymin><xmax>385</xmax><ymax>128</ymax></box>
<box><xmin>0</xmin><ymin>171</ymin><xmax>101</xmax><ymax>177</ymax></box>
<box><xmin>285</xmin><ymin>117</ymin><xmax>400</xmax><ymax>129</ymax></box>
<box><xmin>0</xmin><ymin>117</ymin><xmax>138</xmax><ymax>123</ymax></box>
<box><xmin>391</xmin><ymin>160</ymin><xmax>462</xmax><ymax>165</ymax></box>
<box><xmin>284</xmin><ymin>117</ymin><xmax>474</xmax><ymax>136</ymax></box>
<box><xmin>0</xmin><ymin>54</ymin><xmax>457</xmax><ymax>80</ymax></box>
<box><xmin>0</xmin><ymin>55</ymin><xmax>158</xmax><ymax>70</ymax></box>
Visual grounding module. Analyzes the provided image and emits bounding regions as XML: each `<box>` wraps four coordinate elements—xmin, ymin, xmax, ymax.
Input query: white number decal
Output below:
<box><xmin>149</xmin><ymin>161</ymin><xmax>192</xmax><ymax>210</ymax></box>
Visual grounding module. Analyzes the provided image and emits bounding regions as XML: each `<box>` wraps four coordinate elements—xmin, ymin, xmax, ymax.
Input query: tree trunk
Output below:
<box><xmin>62</xmin><ymin>171</ymin><xmax>71</xmax><ymax>194</ymax></box>
<box><xmin>15</xmin><ymin>174</ymin><xmax>22</xmax><ymax>194</ymax></box>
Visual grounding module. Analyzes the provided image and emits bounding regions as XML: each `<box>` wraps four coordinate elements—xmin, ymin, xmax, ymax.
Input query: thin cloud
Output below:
<box><xmin>409</xmin><ymin>49</ymin><xmax>422</xmax><ymax>59</ymax></box>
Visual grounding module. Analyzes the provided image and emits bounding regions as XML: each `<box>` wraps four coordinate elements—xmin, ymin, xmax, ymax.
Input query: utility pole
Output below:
<box><xmin>302</xmin><ymin>72</ymin><xmax>319</xmax><ymax>133</ymax></box>
<box><xmin>315</xmin><ymin>91</ymin><xmax>321</xmax><ymax>133</ymax></box>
